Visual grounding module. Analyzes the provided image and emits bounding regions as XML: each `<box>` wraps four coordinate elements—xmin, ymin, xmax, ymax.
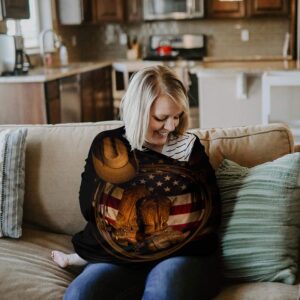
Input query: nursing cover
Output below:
<box><xmin>91</xmin><ymin>136</ymin><xmax>214</xmax><ymax>262</ymax></box>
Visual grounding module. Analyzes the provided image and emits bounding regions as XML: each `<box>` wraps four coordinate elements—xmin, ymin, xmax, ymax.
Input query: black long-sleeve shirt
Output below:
<box><xmin>72</xmin><ymin>126</ymin><xmax>220</xmax><ymax>264</ymax></box>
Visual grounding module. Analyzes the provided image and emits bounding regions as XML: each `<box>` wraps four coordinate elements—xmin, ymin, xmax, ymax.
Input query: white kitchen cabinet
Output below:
<box><xmin>262</xmin><ymin>71</ymin><xmax>300</xmax><ymax>143</ymax></box>
<box><xmin>195</xmin><ymin>70</ymin><xmax>262</xmax><ymax>129</ymax></box>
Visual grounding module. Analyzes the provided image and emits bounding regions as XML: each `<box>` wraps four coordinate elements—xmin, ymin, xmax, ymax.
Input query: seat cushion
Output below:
<box><xmin>0</xmin><ymin>224</ymin><xmax>79</xmax><ymax>300</ymax></box>
<box><xmin>0</xmin><ymin>224</ymin><xmax>298</xmax><ymax>300</ymax></box>
<box><xmin>214</xmin><ymin>282</ymin><xmax>300</xmax><ymax>300</ymax></box>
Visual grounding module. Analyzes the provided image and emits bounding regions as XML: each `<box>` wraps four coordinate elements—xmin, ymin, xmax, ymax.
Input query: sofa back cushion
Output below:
<box><xmin>0</xmin><ymin>122</ymin><xmax>294</xmax><ymax>235</ymax></box>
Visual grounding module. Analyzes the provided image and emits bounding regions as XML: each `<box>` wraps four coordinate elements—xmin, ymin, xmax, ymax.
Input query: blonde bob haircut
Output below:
<box><xmin>120</xmin><ymin>65</ymin><xmax>190</xmax><ymax>151</ymax></box>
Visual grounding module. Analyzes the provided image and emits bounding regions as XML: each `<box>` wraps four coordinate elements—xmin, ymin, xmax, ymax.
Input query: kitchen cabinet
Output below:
<box><xmin>93</xmin><ymin>66</ymin><xmax>113</xmax><ymax>121</ymax></box>
<box><xmin>57</xmin><ymin>0</ymin><xmax>93</xmax><ymax>25</ymax></box>
<box><xmin>93</xmin><ymin>0</ymin><xmax>124</xmax><ymax>22</ymax></box>
<box><xmin>206</xmin><ymin>0</ymin><xmax>246</xmax><ymax>18</ymax></box>
<box><xmin>0</xmin><ymin>66</ymin><xmax>113</xmax><ymax>125</ymax></box>
<box><xmin>196</xmin><ymin>70</ymin><xmax>262</xmax><ymax>128</ymax></box>
<box><xmin>0</xmin><ymin>82</ymin><xmax>47</xmax><ymax>124</ymax></box>
<box><xmin>262</xmin><ymin>71</ymin><xmax>300</xmax><ymax>143</ymax></box>
<box><xmin>45</xmin><ymin>76</ymin><xmax>82</xmax><ymax>124</ymax></box>
<box><xmin>126</xmin><ymin>0</ymin><xmax>143</xmax><ymax>22</ymax></box>
<box><xmin>57</xmin><ymin>0</ymin><xmax>143</xmax><ymax>24</ymax></box>
<box><xmin>206</xmin><ymin>0</ymin><xmax>289</xmax><ymax>18</ymax></box>
<box><xmin>0</xmin><ymin>0</ymin><xmax>30</xmax><ymax>19</ymax></box>
<box><xmin>81</xmin><ymin>66</ymin><xmax>113</xmax><ymax>122</ymax></box>
<box><xmin>45</xmin><ymin>80</ymin><xmax>61</xmax><ymax>123</ymax></box>
<box><xmin>57</xmin><ymin>0</ymin><xmax>123</xmax><ymax>24</ymax></box>
<box><xmin>248</xmin><ymin>0</ymin><xmax>289</xmax><ymax>16</ymax></box>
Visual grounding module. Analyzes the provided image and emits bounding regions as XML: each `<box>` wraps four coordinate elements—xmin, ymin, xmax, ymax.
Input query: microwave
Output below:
<box><xmin>143</xmin><ymin>0</ymin><xmax>204</xmax><ymax>20</ymax></box>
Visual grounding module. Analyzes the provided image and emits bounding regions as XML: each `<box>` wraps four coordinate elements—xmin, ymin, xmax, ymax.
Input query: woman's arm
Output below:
<box><xmin>79</xmin><ymin>137</ymin><xmax>100</xmax><ymax>222</ymax></box>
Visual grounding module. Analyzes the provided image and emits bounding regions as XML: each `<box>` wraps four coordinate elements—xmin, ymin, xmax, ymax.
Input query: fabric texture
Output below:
<box><xmin>0</xmin><ymin>128</ymin><xmax>27</xmax><ymax>238</ymax></box>
<box><xmin>0</xmin><ymin>225</ymin><xmax>77</xmax><ymax>300</ymax></box>
<box><xmin>216</xmin><ymin>153</ymin><xmax>300</xmax><ymax>284</ymax></box>
<box><xmin>73</xmin><ymin>126</ymin><xmax>220</xmax><ymax>263</ymax></box>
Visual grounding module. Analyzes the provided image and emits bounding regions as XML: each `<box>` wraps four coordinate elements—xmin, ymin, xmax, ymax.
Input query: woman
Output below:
<box><xmin>53</xmin><ymin>65</ymin><xmax>221</xmax><ymax>300</ymax></box>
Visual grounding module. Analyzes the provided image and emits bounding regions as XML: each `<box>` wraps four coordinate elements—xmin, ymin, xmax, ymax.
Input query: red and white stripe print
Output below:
<box><xmin>98</xmin><ymin>183</ymin><xmax>204</xmax><ymax>232</ymax></box>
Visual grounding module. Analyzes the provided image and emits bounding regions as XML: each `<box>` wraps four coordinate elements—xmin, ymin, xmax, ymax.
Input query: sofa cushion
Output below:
<box><xmin>192</xmin><ymin>123</ymin><xmax>294</xmax><ymax>169</ymax></box>
<box><xmin>0</xmin><ymin>225</ymin><xmax>78</xmax><ymax>300</ymax></box>
<box><xmin>216</xmin><ymin>153</ymin><xmax>300</xmax><ymax>284</ymax></box>
<box><xmin>214</xmin><ymin>282</ymin><xmax>299</xmax><ymax>300</ymax></box>
<box><xmin>0</xmin><ymin>128</ymin><xmax>27</xmax><ymax>238</ymax></box>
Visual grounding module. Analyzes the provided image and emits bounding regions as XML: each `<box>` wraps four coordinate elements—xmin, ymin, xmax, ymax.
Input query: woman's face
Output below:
<box><xmin>145</xmin><ymin>95</ymin><xmax>183</xmax><ymax>148</ymax></box>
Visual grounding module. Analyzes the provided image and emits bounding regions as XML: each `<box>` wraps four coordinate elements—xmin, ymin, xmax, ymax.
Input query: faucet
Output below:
<box><xmin>39</xmin><ymin>29</ymin><xmax>61</xmax><ymax>67</ymax></box>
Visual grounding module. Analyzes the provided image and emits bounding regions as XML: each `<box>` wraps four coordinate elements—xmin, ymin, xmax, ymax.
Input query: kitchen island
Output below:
<box><xmin>0</xmin><ymin>62</ymin><xmax>113</xmax><ymax>124</ymax></box>
<box><xmin>190</xmin><ymin>59</ymin><xmax>300</xmax><ymax>142</ymax></box>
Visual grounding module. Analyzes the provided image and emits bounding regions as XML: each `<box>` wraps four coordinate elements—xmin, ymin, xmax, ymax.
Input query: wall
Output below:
<box><xmin>56</xmin><ymin>18</ymin><xmax>290</xmax><ymax>62</ymax></box>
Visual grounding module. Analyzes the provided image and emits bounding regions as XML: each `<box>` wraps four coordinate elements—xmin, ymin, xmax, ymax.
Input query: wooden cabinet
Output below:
<box><xmin>247</xmin><ymin>0</ymin><xmax>289</xmax><ymax>16</ymax></box>
<box><xmin>57</xmin><ymin>0</ymin><xmax>93</xmax><ymax>25</ymax></box>
<box><xmin>0</xmin><ymin>82</ymin><xmax>47</xmax><ymax>124</ymax></box>
<box><xmin>93</xmin><ymin>0</ymin><xmax>124</xmax><ymax>22</ymax></box>
<box><xmin>206</xmin><ymin>0</ymin><xmax>289</xmax><ymax>18</ymax></box>
<box><xmin>57</xmin><ymin>0</ymin><xmax>143</xmax><ymax>24</ymax></box>
<box><xmin>44</xmin><ymin>80</ymin><xmax>61</xmax><ymax>124</ymax></box>
<box><xmin>206</xmin><ymin>0</ymin><xmax>246</xmax><ymax>18</ymax></box>
<box><xmin>93</xmin><ymin>66</ymin><xmax>113</xmax><ymax>121</ymax></box>
<box><xmin>81</xmin><ymin>67</ymin><xmax>113</xmax><ymax>122</ymax></box>
<box><xmin>0</xmin><ymin>0</ymin><xmax>30</xmax><ymax>19</ymax></box>
<box><xmin>126</xmin><ymin>0</ymin><xmax>143</xmax><ymax>22</ymax></box>
<box><xmin>80</xmin><ymin>72</ymin><xmax>94</xmax><ymax>122</ymax></box>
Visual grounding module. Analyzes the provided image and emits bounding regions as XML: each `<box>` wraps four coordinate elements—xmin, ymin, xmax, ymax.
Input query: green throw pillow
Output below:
<box><xmin>0</xmin><ymin>128</ymin><xmax>27</xmax><ymax>238</ymax></box>
<box><xmin>216</xmin><ymin>153</ymin><xmax>300</xmax><ymax>284</ymax></box>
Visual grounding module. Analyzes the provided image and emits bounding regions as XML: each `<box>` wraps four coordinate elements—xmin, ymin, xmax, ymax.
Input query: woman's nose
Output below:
<box><xmin>164</xmin><ymin>118</ymin><xmax>176</xmax><ymax>131</ymax></box>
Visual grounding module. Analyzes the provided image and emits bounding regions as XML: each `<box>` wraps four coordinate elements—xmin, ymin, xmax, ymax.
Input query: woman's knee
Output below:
<box><xmin>142</xmin><ymin>256</ymin><xmax>220</xmax><ymax>300</ymax></box>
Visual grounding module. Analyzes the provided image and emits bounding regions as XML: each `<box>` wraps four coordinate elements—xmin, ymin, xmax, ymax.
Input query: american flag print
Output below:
<box><xmin>97</xmin><ymin>168</ymin><xmax>205</xmax><ymax>234</ymax></box>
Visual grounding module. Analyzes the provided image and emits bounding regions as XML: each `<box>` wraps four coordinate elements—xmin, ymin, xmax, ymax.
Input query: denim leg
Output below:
<box><xmin>142</xmin><ymin>255</ymin><xmax>221</xmax><ymax>300</ymax></box>
<box><xmin>64</xmin><ymin>262</ymin><xmax>149</xmax><ymax>300</ymax></box>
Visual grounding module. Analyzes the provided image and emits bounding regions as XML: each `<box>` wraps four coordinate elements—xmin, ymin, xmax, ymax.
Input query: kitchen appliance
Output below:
<box><xmin>144</xmin><ymin>34</ymin><xmax>206</xmax><ymax>61</ymax></box>
<box><xmin>0</xmin><ymin>34</ymin><xmax>31</xmax><ymax>75</ymax></box>
<box><xmin>143</xmin><ymin>0</ymin><xmax>204</xmax><ymax>20</ymax></box>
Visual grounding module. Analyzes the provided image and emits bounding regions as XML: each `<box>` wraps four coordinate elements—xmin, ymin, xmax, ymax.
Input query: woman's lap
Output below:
<box><xmin>64</xmin><ymin>255</ymin><xmax>220</xmax><ymax>300</ymax></box>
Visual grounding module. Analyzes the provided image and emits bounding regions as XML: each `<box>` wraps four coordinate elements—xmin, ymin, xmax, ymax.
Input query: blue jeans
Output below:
<box><xmin>64</xmin><ymin>255</ymin><xmax>220</xmax><ymax>300</ymax></box>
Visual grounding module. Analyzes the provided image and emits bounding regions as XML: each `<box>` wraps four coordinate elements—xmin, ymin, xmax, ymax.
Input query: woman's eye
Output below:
<box><xmin>154</xmin><ymin>116</ymin><xmax>166</xmax><ymax>122</ymax></box>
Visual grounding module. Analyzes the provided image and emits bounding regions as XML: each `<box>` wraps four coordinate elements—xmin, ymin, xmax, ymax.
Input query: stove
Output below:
<box><xmin>143</xmin><ymin>34</ymin><xmax>206</xmax><ymax>61</ymax></box>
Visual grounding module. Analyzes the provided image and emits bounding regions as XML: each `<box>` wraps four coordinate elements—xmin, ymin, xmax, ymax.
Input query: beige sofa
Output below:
<box><xmin>0</xmin><ymin>121</ymin><xmax>300</xmax><ymax>300</ymax></box>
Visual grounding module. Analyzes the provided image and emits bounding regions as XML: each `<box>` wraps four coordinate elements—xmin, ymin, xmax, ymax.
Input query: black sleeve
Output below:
<box><xmin>189</xmin><ymin>136</ymin><xmax>221</xmax><ymax>229</ymax></box>
<box><xmin>79</xmin><ymin>135</ymin><xmax>101</xmax><ymax>222</ymax></box>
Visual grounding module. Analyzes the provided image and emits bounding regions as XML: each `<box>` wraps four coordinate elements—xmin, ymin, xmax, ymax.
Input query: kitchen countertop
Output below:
<box><xmin>0</xmin><ymin>61</ymin><xmax>112</xmax><ymax>83</ymax></box>
<box><xmin>1</xmin><ymin>59</ymin><xmax>300</xmax><ymax>83</ymax></box>
<box><xmin>190</xmin><ymin>59</ymin><xmax>300</xmax><ymax>75</ymax></box>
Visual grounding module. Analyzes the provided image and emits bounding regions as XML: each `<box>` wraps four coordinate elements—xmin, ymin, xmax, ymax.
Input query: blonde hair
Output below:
<box><xmin>120</xmin><ymin>65</ymin><xmax>190</xmax><ymax>151</ymax></box>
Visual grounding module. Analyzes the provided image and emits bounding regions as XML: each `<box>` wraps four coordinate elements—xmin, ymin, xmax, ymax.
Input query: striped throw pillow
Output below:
<box><xmin>0</xmin><ymin>128</ymin><xmax>27</xmax><ymax>238</ymax></box>
<box><xmin>216</xmin><ymin>153</ymin><xmax>300</xmax><ymax>284</ymax></box>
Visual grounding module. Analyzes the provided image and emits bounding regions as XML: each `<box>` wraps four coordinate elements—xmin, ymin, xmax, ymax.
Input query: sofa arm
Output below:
<box><xmin>295</xmin><ymin>144</ymin><xmax>300</xmax><ymax>152</ymax></box>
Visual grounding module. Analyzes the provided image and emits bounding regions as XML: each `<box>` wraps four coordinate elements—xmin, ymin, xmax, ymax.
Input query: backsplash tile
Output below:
<box><xmin>57</xmin><ymin>18</ymin><xmax>290</xmax><ymax>62</ymax></box>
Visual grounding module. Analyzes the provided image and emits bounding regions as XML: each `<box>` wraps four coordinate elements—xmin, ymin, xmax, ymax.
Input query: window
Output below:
<box><xmin>6</xmin><ymin>0</ymin><xmax>52</xmax><ymax>53</ymax></box>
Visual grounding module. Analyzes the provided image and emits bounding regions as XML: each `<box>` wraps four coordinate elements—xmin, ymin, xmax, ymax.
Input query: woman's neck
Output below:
<box><xmin>144</xmin><ymin>142</ymin><xmax>164</xmax><ymax>153</ymax></box>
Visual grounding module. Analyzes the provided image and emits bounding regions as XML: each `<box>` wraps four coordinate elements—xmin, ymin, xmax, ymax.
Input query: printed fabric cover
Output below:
<box><xmin>72</xmin><ymin>126</ymin><xmax>220</xmax><ymax>263</ymax></box>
